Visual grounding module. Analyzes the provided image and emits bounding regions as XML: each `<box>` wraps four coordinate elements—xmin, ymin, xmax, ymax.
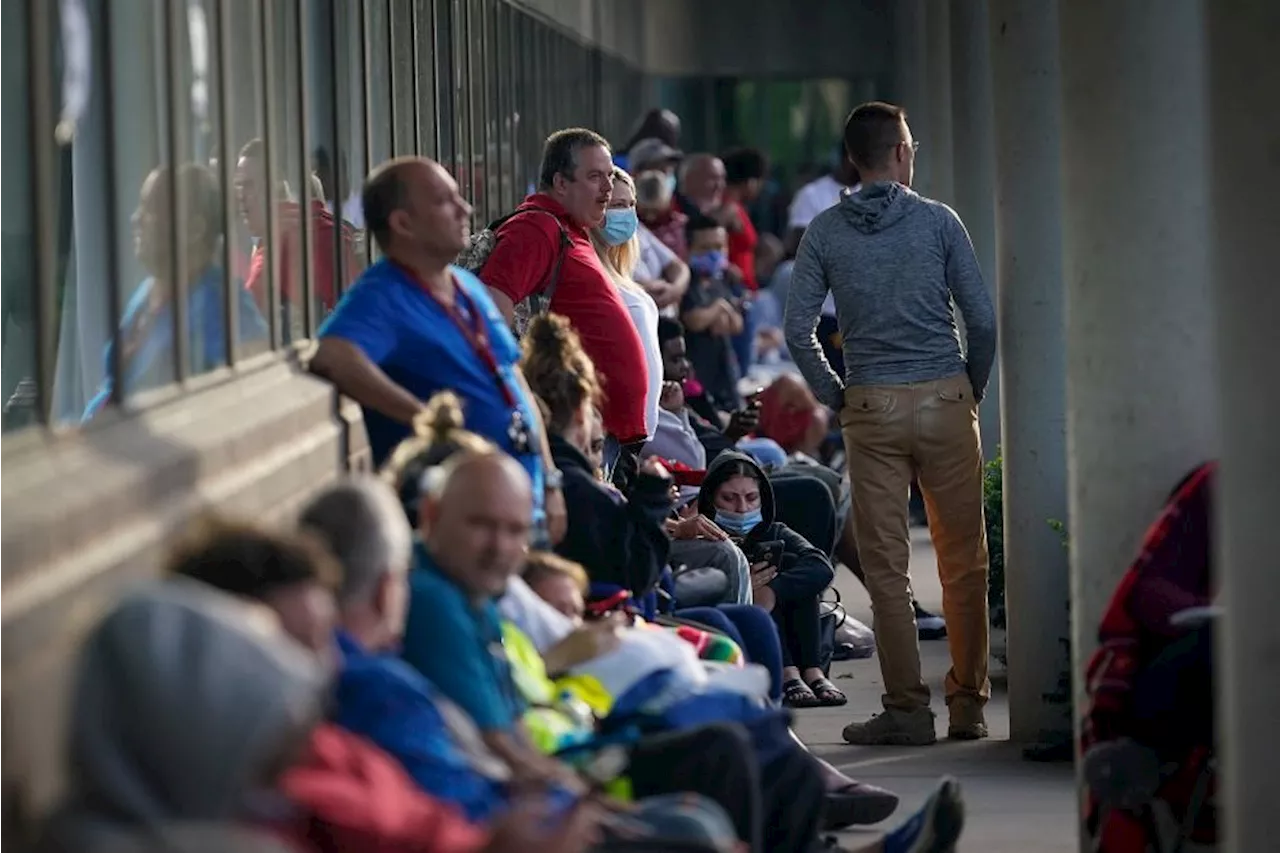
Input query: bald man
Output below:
<box><xmin>312</xmin><ymin>157</ymin><xmax>566</xmax><ymax>545</ymax></box>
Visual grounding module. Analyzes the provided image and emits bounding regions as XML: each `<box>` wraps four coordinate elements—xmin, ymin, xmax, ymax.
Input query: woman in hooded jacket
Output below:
<box><xmin>698</xmin><ymin>452</ymin><xmax>846</xmax><ymax>708</ymax></box>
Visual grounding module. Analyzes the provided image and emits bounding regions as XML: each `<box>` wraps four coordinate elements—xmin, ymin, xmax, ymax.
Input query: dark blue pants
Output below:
<box><xmin>676</xmin><ymin>604</ymin><xmax>784</xmax><ymax>702</ymax></box>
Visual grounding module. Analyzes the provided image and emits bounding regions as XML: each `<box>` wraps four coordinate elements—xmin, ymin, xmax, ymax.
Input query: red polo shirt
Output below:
<box><xmin>480</xmin><ymin>194</ymin><xmax>649</xmax><ymax>443</ymax></box>
<box><xmin>727</xmin><ymin>202</ymin><xmax>759</xmax><ymax>290</ymax></box>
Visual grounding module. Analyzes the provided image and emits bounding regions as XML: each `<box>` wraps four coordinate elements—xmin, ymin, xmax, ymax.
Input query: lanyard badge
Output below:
<box><xmin>507</xmin><ymin>409</ymin><xmax>533</xmax><ymax>456</ymax></box>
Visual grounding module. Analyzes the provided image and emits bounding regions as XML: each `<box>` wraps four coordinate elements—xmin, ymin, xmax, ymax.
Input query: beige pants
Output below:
<box><xmin>840</xmin><ymin>373</ymin><xmax>991</xmax><ymax>713</ymax></box>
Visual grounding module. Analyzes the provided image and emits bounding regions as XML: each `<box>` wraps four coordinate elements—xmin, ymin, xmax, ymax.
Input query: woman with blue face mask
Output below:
<box><xmin>591</xmin><ymin>167</ymin><xmax>664</xmax><ymax>446</ymax></box>
<box><xmin>697</xmin><ymin>452</ymin><xmax>845</xmax><ymax>709</ymax></box>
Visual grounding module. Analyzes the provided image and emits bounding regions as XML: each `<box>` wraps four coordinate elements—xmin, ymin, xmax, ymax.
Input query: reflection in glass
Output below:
<box><xmin>1</xmin><ymin>0</ymin><xmax>38</xmax><ymax>430</ymax></box>
<box><xmin>83</xmin><ymin>165</ymin><xmax>267</xmax><ymax>421</ymax></box>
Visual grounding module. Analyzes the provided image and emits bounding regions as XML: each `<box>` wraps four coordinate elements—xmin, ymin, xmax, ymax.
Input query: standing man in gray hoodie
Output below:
<box><xmin>783</xmin><ymin>101</ymin><xmax>997</xmax><ymax>746</ymax></box>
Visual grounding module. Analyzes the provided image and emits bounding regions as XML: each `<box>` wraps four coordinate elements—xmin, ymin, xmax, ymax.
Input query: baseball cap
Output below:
<box><xmin>629</xmin><ymin>137</ymin><xmax>683</xmax><ymax>170</ymax></box>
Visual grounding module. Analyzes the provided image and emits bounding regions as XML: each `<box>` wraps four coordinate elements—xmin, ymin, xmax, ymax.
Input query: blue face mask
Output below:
<box><xmin>715</xmin><ymin>507</ymin><xmax>763</xmax><ymax>536</ymax></box>
<box><xmin>689</xmin><ymin>249</ymin><xmax>728</xmax><ymax>278</ymax></box>
<box><xmin>600</xmin><ymin>208</ymin><xmax>638</xmax><ymax>246</ymax></box>
<box><xmin>664</xmin><ymin>172</ymin><xmax>678</xmax><ymax>196</ymax></box>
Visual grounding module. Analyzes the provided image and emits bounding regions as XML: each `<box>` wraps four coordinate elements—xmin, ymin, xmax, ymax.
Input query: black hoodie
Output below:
<box><xmin>550</xmin><ymin>434</ymin><xmax>673</xmax><ymax>596</ymax></box>
<box><xmin>697</xmin><ymin>451</ymin><xmax>833</xmax><ymax>588</ymax></box>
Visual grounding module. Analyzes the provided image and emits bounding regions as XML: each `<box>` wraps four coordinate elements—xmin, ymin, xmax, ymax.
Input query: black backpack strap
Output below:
<box><xmin>497</xmin><ymin>208</ymin><xmax>571</xmax><ymax>300</ymax></box>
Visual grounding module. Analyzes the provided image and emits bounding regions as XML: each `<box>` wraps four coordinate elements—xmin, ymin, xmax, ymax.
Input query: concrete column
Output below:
<box><xmin>1205</xmin><ymin>4</ymin><xmax>1280</xmax><ymax>850</ymax></box>
<box><xmin>950</xmin><ymin>0</ymin><xmax>999</xmax><ymax>461</ymax></box>
<box><xmin>987</xmin><ymin>0</ymin><xmax>1071</xmax><ymax>747</ymax></box>
<box><xmin>1059</xmin><ymin>0</ymin><xmax>1219</xmax><ymax>797</ymax></box>
<box><xmin>890</xmin><ymin>0</ymin><xmax>929</xmax><ymax>190</ymax></box>
<box><xmin>922</xmin><ymin>0</ymin><xmax>953</xmax><ymax>203</ymax></box>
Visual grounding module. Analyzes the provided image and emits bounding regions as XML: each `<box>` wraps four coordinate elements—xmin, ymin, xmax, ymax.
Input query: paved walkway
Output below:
<box><xmin>792</xmin><ymin>528</ymin><xmax>1079</xmax><ymax>852</ymax></box>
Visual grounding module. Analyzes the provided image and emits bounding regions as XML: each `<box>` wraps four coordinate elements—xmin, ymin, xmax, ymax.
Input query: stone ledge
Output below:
<box><xmin>1</xmin><ymin>357</ymin><xmax>349</xmax><ymax>831</ymax></box>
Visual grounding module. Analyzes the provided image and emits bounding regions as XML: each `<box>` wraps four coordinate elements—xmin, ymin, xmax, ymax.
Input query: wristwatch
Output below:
<box><xmin>544</xmin><ymin>468</ymin><xmax>564</xmax><ymax>491</ymax></box>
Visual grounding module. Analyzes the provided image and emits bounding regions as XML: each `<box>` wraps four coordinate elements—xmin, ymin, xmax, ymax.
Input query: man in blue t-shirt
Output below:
<box><xmin>311</xmin><ymin>156</ymin><xmax>566</xmax><ymax>545</ymax></box>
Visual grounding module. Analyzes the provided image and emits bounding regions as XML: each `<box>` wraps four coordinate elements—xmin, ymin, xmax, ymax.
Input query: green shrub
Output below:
<box><xmin>983</xmin><ymin>451</ymin><xmax>1006</xmax><ymax>629</ymax></box>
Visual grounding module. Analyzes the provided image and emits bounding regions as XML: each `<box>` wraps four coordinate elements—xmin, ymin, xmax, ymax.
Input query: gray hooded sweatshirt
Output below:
<box><xmin>36</xmin><ymin>578</ymin><xmax>326</xmax><ymax>853</ymax></box>
<box><xmin>783</xmin><ymin>181</ymin><xmax>996</xmax><ymax>410</ymax></box>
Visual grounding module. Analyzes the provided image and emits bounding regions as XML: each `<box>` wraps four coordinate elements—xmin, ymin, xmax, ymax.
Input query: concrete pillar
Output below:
<box><xmin>922</xmin><ymin>0</ymin><xmax>953</xmax><ymax>203</ymax></box>
<box><xmin>1205</xmin><ymin>4</ymin><xmax>1280</xmax><ymax>850</ymax></box>
<box><xmin>950</xmin><ymin>0</ymin><xmax>999</xmax><ymax>461</ymax></box>
<box><xmin>987</xmin><ymin>0</ymin><xmax>1071</xmax><ymax>747</ymax></box>
<box><xmin>890</xmin><ymin>0</ymin><xmax>929</xmax><ymax>190</ymax></box>
<box><xmin>1059</xmin><ymin>0</ymin><xmax>1219</xmax><ymax>801</ymax></box>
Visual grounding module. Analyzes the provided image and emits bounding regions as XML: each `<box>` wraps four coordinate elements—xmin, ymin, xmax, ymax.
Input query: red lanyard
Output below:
<box><xmin>395</xmin><ymin>262</ymin><xmax>518</xmax><ymax>408</ymax></box>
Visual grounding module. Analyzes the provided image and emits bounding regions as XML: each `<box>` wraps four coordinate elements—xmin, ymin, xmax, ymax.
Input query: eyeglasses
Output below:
<box><xmin>905</xmin><ymin>140</ymin><xmax>920</xmax><ymax>152</ymax></box>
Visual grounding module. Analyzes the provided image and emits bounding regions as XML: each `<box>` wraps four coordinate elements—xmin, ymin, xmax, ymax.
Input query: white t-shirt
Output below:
<box><xmin>499</xmin><ymin>575</ymin><xmax>574</xmax><ymax>653</ymax></box>
<box><xmin>619</xmin><ymin>286</ymin><xmax>663</xmax><ymax>440</ymax></box>
<box><xmin>788</xmin><ymin>174</ymin><xmax>857</xmax><ymax>230</ymax></box>
<box><xmin>634</xmin><ymin>223</ymin><xmax>677</xmax><ymax>283</ymax></box>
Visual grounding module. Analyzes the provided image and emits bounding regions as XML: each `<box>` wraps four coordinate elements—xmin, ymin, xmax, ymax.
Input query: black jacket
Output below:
<box><xmin>551</xmin><ymin>435</ymin><xmax>673</xmax><ymax>596</ymax></box>
<box><xmin>696</xmin><ymin>451</ymin><xmax>834</xmax><ymax>598</ymax></box>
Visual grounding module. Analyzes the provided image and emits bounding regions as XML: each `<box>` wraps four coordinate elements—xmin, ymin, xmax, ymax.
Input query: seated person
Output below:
<box><xmin>519</xmin><ymin>313</ymin><xmax>785</xmax><ymax>694</ymax></box>
<box><xmin>680</xmin><ymin>213</ymin><xmax>745</xmax><ymax>414</ymax></box>
<box><xmin>170</xmin><ymin>485</ymin><xmax>739</xmax><ymax>851</ymax></box>
<box><xmin>698</xmin><ymin>451</ymin><xmax>846</xmax><ymax>709</ymax></box>
<box><xmin>378</xmin><ymin>410</ymin><xmax>819</xmax><ymax>853</ymax></box>
<box><xmin>36</xmin><ymin>576</ymin><xmax>584</xmax><ymax>853</ymax></box>
<box><xmin>521</xmin><ymin>315</ymin><xmax>674</xmax><ymax>598</ymax></box>
<box><xmin>1083</xmin><ymin>462</ymin><xmax>1217</xmax><ymax>852</ymax></box>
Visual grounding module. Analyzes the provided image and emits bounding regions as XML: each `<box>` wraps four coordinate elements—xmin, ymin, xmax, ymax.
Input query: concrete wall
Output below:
<box><xmin>641</xmin><ymin>0</ymin><xmax>891</xmax><ymax>79</ymax></box>
<box><xmin>0</xmin><ymin>359</ymin><xmax>366</xmax><ymax>840</ymax></box>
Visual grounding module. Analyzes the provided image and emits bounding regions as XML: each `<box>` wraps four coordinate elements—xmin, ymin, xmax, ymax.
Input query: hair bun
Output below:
<box><xmin>414</xmin><ymin>391</ymin><xmax>466</xmax><ymax>443</ymax></box>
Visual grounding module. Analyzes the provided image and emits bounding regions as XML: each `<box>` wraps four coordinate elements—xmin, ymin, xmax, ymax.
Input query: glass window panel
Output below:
<box><xmin>2</xmin><ymin>0</ymin><xmax>40</xmax><ymax>429</ymax></box>
<box><xmin>367</xmin><ymin>0</ymin><xmax>393</xmax><ymax>173</ymax></box>
<box><xmin>413</xmin><ymin>0</ymin><xmax>437</xmax><ymax>159</ymax></box>
<box><xmin>390</xmin><ymin>0</ymin><xmax>417</xmax><ymax>157</ymax></box>
<box><xmin>268</xmin><ymin>0</ymin><xmax>314</xmax><ymax>341</ymax></box>
<box><xmin>434</xmin><ymin>0</ymin><xmax>455</xmax><ymax>177</ymax></box>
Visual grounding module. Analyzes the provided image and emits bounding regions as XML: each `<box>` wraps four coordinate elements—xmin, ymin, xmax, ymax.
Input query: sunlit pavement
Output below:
<box><xmin>793</xmin><ymin>528</ymin><xmax>1078</xmax><ymax>852</ymax></box>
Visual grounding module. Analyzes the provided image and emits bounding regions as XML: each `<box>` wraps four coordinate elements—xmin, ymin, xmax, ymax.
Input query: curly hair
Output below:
<box><xmin>380</xmin><ymin>391</ymin><xmax>497</xmax><ymax>523</ymax></box>
<box><xmin>166</xmin><ymin>515</ymin><xmax>341</xmax><ymax>599</ymax></box>
<box><xmin>520</xmin><ymin>313</ymin><xmax>602</xmax><ymax>435</ymax></box>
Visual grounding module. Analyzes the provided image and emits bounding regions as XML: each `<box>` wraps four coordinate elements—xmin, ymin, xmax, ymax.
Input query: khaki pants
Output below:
<box><xmin>840</xmin><ymin>373</ymin><xmax>990</xmax><ymax>713</ymax></box>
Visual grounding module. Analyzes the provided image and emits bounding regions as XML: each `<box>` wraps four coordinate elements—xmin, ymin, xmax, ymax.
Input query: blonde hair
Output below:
<box><xmin>380</xmin><ymin>391</ymin><xmax>498</xmax><ymax>514</ymax></box>
<box><xmin>591</xmin><ymin>166</ymin><xmax>643</xmax><ymax>294</ymax></box>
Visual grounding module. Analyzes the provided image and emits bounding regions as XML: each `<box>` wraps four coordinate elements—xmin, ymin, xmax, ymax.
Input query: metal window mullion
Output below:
<box><xmin>258</xmin><ymin>0</ymin><xmax>281</xmax><ymax>349</ymax></box>
<box><xmin>164</xmin><ymin>0</ymin><xmax>191</xmax><ymax>379</ymax></box>
<box><xmin>328</xmin><ymin>0</ymin><xmax>348</xmax><ymax>297</ymax></box>
<box><xmin>215</xmin><ymin>0</ymin><xmax>238</xmax><ymax>365</ymax></box>
<box><xmin>295</xmin><ymin>0</ymin><xmax>315</xmax><ymax>336</ymax></box>
<box><xmin>477</xmin><ymin>0</ymin><xmax>490</xmax><ymax>222</ymax></box>
<box><xmin>410</xmin><ymin>0</ymin><xmax>422</xmax><ymax>155</ymax></box>
<box><xmin>360</xmin><ymin>0</ymin><xmax>374</xmax><ymax>265</ymax></box>
<box><xmin>386</xmin><ymin>0</ymin><xmax>398</xmax><ymax>156</ymax></box>
<box><xmin>449</xmin><ymin>0</ymin><xmax>460</xmax><ymax>179</ymax></box>
<box><xmin>430</xmin><ymin>0</ymin><xmax>441</xmax><ymax>157</ymax></box>
<box><xmin>462</xmin><ymin>0</ymin><xmax>475</xmax><ymax>206</ymax></box>
<box><xmin>94</xmin><ymin>1</ymin><xmax>125</xmax><ymax>400</ymax></box>
<box><xmin>25</xmin><ymin>0</ymin><xmax>56</xmax><ymax>423</ymax></box>
<box><xmin>495</xmin><ymin>0</ymin><xmax>508</xmax><ymax>211</ymax></box>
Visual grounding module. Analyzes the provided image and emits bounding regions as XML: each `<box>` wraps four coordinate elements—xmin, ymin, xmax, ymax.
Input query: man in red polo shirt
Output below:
<box><xmin>480</xmin><ymin>128</ymin><xmax>650</xmax><ymax>453</ymax></box>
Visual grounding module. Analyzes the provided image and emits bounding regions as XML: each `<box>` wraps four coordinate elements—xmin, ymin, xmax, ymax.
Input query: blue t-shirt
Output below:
<box><xmin>332</xmin><ymin>630</ymin><xmax>507</xmax><ymax>822</ymax></box>
<box><xmin>401</xmin><ymin>543</ymin><xmax>525</xmax><ymax>733</ymax></box>
<box><xmin>83</xmin><ymin>267</ymin><xmax>268</xmax><ymax>420</ymax></box>
<box><xmin>318</xmin><ymin>261</ymin><xmax>543</xmax><ymax>489</ymax></box>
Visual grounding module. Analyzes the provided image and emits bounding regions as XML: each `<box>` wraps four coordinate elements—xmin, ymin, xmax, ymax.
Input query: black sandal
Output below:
<box><xmin>807</xmin><ymin>676</ymin><xmax>848</xmax><ymax>707</ymax></box>
<box><xmin>782</xmin><ymin>678</ymin><xmax>820</xmax><ymax>708</ymax></box>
